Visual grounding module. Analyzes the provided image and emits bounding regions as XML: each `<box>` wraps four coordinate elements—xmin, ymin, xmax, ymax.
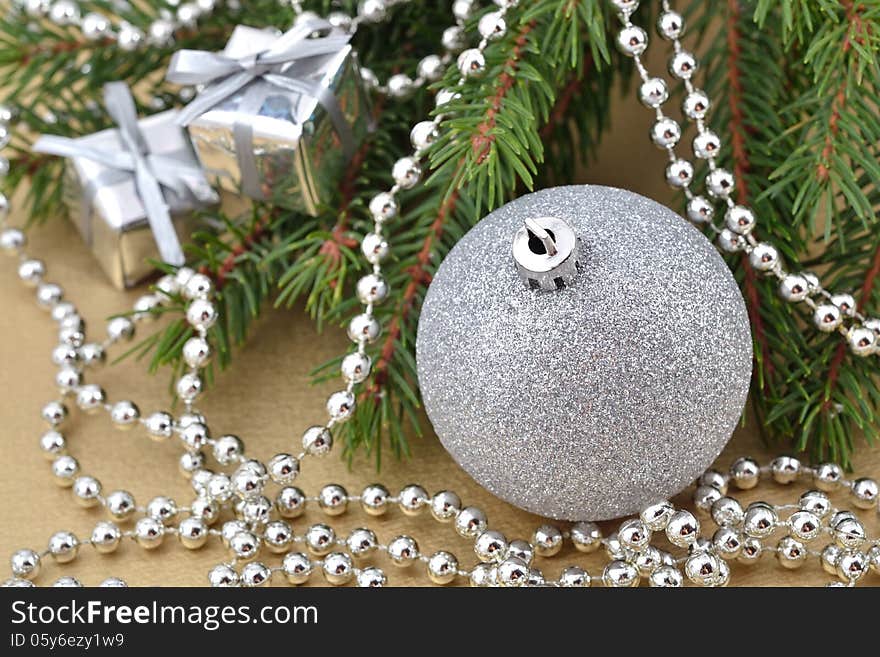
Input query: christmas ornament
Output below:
<box><xmin>416</xmin><ymin>185</ymin><xmax>753</xmax><ymax>520</ymax></box>
<box><xmin>166</xmin><ymin>19</ymin><xmax>371</xmax><ymax>214</ymax></box>
<box><xmin>31</xmin><ymin>83</ymin><xmax>218</xmax><ymax>288</ymax></box>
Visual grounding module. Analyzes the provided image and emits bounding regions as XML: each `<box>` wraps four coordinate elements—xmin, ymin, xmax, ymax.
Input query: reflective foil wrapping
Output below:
<box><xmin>416</xmin><ymin>186</ymin><xmax>753</xmax><ymax>521</ymax></box>
<box><xmin>59</xmin><ymin>110</ymin><xmax>219</xmax><ymax>289</ymax></box>
<box><xmin>183</xmin><ymin>26</ymin><xmax>371</xmax><ymax>214</ymax></box>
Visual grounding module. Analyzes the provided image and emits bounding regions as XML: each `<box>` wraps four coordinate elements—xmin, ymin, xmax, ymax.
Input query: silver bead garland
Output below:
<box><xmin>1</xmin><ymin>0</ymin><xmax>878</xmax><ymax>588</ymax></box>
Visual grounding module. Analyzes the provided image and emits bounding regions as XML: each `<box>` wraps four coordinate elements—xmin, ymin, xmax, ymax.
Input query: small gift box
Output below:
<box><xmin>32</xmin><ymin>83</ymin><xmax>219</xmax><ymax>289</ymax></box>
<box><xmin>166</xmin><ymin>19</ymin><xmax>371</xmax><ymax>214</ymax></box>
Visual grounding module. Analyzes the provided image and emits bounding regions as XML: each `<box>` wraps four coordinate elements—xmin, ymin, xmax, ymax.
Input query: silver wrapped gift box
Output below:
<box><xmin>33</xmin><ymin>84</ymin><xmax>219</xmax><ymax>289</ymax></box>
<box><xmin>167</xmin><ymin>21</ymin><xmax>371</xmax><ymax>214</ymax></box>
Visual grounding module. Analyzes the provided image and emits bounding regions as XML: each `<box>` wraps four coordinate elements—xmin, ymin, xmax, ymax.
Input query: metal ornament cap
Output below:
<box><xmin>416</xmin><ymin>185</ymin><xmax>753</xmax><ymax>521</ymax></box>
<box><xmin>512</xmin><ymin>216</ymin><xmax>583</xmax><ymax>291</ymax></box>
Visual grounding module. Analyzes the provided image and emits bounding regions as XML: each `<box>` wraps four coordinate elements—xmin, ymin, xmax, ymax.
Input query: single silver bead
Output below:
<box><xmin>53</xmin><ymin>577</ymin><xmax>82</xmax><ymax>587</ymax></box>
<box><xmin>146</xmin><ymin>496</ymin><xmax>177</xmax><ymax>525</ymax></box>
<box><xmin>347</xmin><ymin>313</ymin><xmax>380</xmax><ymax>343</ymax></box>
<box><xmin>867</xmin><ymin>545</ymin><xmax>880</xmax><ymax>574</ymax></box>
<box><xmin>263</xmin><ymin>520</ymin><xmax>294</xmax><ymax>554</ymax></box>
<box><xmin>356</xmin><ymin>273</ymin><xmax>389</xmax><ymax>305</ymax></box>
<box><xmin>55</xmin><ymin>366</ymin><xmax>81</xmax><ymax>393</ymax></box>
<box><xmin>347</xmin><ymin>527</ymin><xmax>379</xmax><ymax>558</ymax></box>
<box><xmin>469</xmin><ymin>563</ymin><xmax>497</xmax><ymax>587</ymax></box>
<box><xmin>110</xmin><ymin>400</ymin><xmax>140</xmax><ymax>429</ymax></box>
<box><xmin>669</xmin><ymin>50</ymin><xmax>698</xmax><ymax>80</ymax></box>
<box><xmin>361</xmin><ymin>233</ymin><xmax>389</xmax><ymax>265</ymax></box>
<box><xmin>326</xmin><ymin>390</ymin><xmax>356</xmax><ymax>422</ymax></box>
<box><xmin>665</xmin><ymin>159</ymin><xmax>694</xmax><ymax>188</ymax></box>
<box><xmin>788</xmin><ymin>510</ymin><xmax>821</xmax><ymax>542</ymax></box>
<box><xmin>457</xmin><ymin>48</ymin><xmax>486</xmax><ymax>77</ymax></box>
<box><xmin>474</xmin><ymin>530</ymin><xmax>508</xmax><ymax>563</ymax></box>
<box><xmin>52</xmin><ymin>344</ymin><xmax>79</xmax><ymax>368</ymax></box>
<box><xmin>48</xmin><ymin>531</ymin><xmax>79</xmax><ymax>563</ymax></box>
<box><xmin>455</xmin><ymin>506</ymin><xmax>488</xmax><ymax>538</ymax></box>
<box><xmin>18</xmin><ymin>259</ymin><xmax>45</xmax><ymax>286</ymax></box>
<box><xmin>147</xmin><ymin>19</ymin><xmax>175</xmax><ymax>46</ymax></box>
<box><xmin>650</xmin><ymin>117</ymin><xmax>681</xmax><ymax>148</ymax></box>
<box><xmin>327</xmin><ymin>11</ymin><xmax>352</xmax><ymax>31</ymax></box>
<box><xmin>0</xmin><ymin>228</ymin><xmax>25</xmax><ymax>255</ymax></box>
<box><xmin>180</xmin><ymin>421</ymin><xmax>209</xmax><ymax>451</ymax></box>
<box><xmin>712</xmin><ymin>527</ymin><xmax>743</xmax><ymax>559</ymax></box>
<box><xmin>699</xmin><ymin>469</ymin><xmax>728</xmax><ymax>494</ymax></box>
<box><xmin>798</xmin><ymin>489</ymin><xmax>832</xmax><ymax>518</ymax></box>
<box><xmin>229</xmin><ymin>530</ymin><xmax>261</xmax><ymax>561</ymax></box>
<box><xmin>360</xmin><ymin>67</ymin><xmax>379</xmax><ymax>89</ymax></box>
<box><xmin>368</xmin><ymin>192</ymin><xmax>398</xmax><ymax>222</ymax></box>
<box><xmin>616</xmin><ymin>25</ymin><xmax>648</xmax><ymax>56</ymax></box>
<box><xmin>267</xmin><ymin>453</ymin><xmax>300</xmax><ymax>486</ymax></box>
<box><xmin>106</xmin><ymin>316</ymin><xmax>135</xmax><ymax>342</ymax></box>
<box><xmin>75</xmin><ymin>384</ymin><xmax>105</xmax><ymax>413</ymax></box>
<box><xmin>398</xmin><ymin>484</ymin><xmax>429</xmax><ymax>515</ymax></box>
<box><xmin>570</xmin><ymin>520</ymin><xmax>603</xmax><ymax>552</ymax></box>
<box><xmin>178</xmin><ymin>517</ymin><xmax>208</xmax><ymax>549</ymax></box>
<box><xmin>50</xmin><ymin>302</ymin><xmax>76</xmax><ymax>322</ymax></box>
<box><xmin>706</xmin><ymin>168</ymin><xmax>736</xmax><ymax>198</ymax></box>
<box><xmin>779</xmin><ymin>274</ymin><xmax>810</xmax><ymax>302</ymax></box>
<box><xmin>693</xmin><ymin>485</ymin><xmax>723</xmax><ymax>513</ymax></box>
<box><xmin>771</xmin><ymin>455</ymin><xmax>801</xmax><ymax>484</ymax></box>
<box><xmin>11</xmin><ymin>549</ymin><xmax>41</xmax><ymax>579</ymax></box>
<box><xmin>212</xmin><ymin>434</ymin><xmax>244</xmax><ymax>465</ymax></box>
<box><xmin>99</xmin><ymin>578</ymin><xmax>127</xmax><ymax>588</ymax></box>
<box><xmin>604</xmin><ymin>534</ymin><xmax>627</xmax><ymax>560</ymax></box>
<box><xmin>657</xmin><ymin>10</ymin><xmax>685</xmax><ymax>40</ymax></box>
<box><xmin>134</xmin><ymin>517</ymin><xmax>165</xmax><ymax>549</ymax></box>
<box><xmin>776</xmin><ymin>535</ymin><xmax>807</xmax><ymax>569</ymax></box>
<box><xmin>725</xmin><ymin>205</ymin><xmax>756</xmax><ymax>235</ymax></box>
<box><xmin>317</xmin><ymin>484</ymin><xmax>348</xmax><ymax>516</ymax></box>
<box><xmin>205</xmin><ymin>473</ymin><xmax>232</xmax><ymax>502</ymax></box>
<box><xmin>685</xmin><ymin>551</ymin><xmax>723</xmax><ymax>586</ymax></box>
<box><xmin>361</xmin><ymin>483</ymin><xmax>390</xmax><ymax>516</ymax></box>
<box><xmin>430</xmin><ymin>490</ymin><xmax>462</xmax><ymax>522</ymax></box>
<box><xmin>48</xmin><ymin>0</ymin><xmax>79</xmax><ymax>25</ymax></box>
<box><xmin>742</xmin><ymin>502</ymin><xmax>778</xmax><ymax>538</ymax></box>
<box><xmin>813</xmin><ymin>304</ymin><xmax>842</xmax><ymax>332</ymax></box>
<box><xmin>831</xmin><ymin>293</ymin><xmax>856</xmax><ymax>317</ymax></box>
<box><xmin>191</xmin><ymin>469</ymin><xmax>214</xmax><ymax>495</ymax></box>
<box><xmin>506</xmin><ymin>539</ymin><xmax>534</xmax><ymax>566</ymax></box>
<box><xmin>837</xmin><ymin>551</ymin><xmax>868</xmax><ymax>582</ymax></box>
<box><xmin>132</xmin><ymin>293</ymin><xmax>161</xmax><ymax>321</ymax></box>
<box><xmin>154</xmin><ymin>273</ymin><xmax>179</xmax><ymax>298</ymax></box>
<box><xmin>693</xmin><ymin>130</ymin><xmax>721</xmax><ymax>159</ymax></box>
<box><xmin>632</xmin><ymin>545</ymin><xmax>663</xmax><ymax>577</ymax></box>
<box><xmin>280</xmin><ymin>552</ymin><xmax>312</xmax><ymax>585</ymax></box>
<box><xmin>441</xmin><ymin>25</ymin><xmax>466</xmax><ymax>52</ymax></box>
<box><xmin>648</xmin><ymin>565</ymin><xmax>683</xmax><ymax>587</ymax></box>
<box><xmin>59</xmin><ymin>326</ymin><xmax>85</xmax><ymax>348</ymax></box>
<box><xmin>238</xmin><ymin>496</ymin><xmax>273</xmax><ymax>526</ymax></box>
<box><xmin>276</xmin><ymin>486</ymin><xmax>307</xmax><ymax>518</ymax></box>
<box><xmin>602</xmin><ymin>560</ymin><xmax>639</xmax><ymax>588</ymax></box>
<box><xmin>78</xmin><ymin>342</ymin><xmax>105</xmax><ymax>368</ymax></box>
<box><xmin>91</xmin><ymin>522</ymin><xmax>121</xmax><ymax>554</ymax></box>
<box><xmin>241</xmin><ymin>562</ymin><xmax>272</xmax><ymax>588</ymax></box>
<box><xmin>392</xmin><ymin>156</ymin><xmax>422</xmax><ymax>189</ymax></box>
<box><xmin>410</xmin><ymin>120</ymin><xmax>439</xmax><ymax>153</ymax></box>
<box><xmin>497</xmin><ymin>557</ymin><xmax>530</xmax><ymax>587</ymax></box>
<box><xmin>176</xmin><ymin>3</ymin><xmax>200</xmax><ymax>28</ymax></box>
<box><xmin>117</xmin><ymin>22</ymin><xmax>143</xmax><ymax>51</ymax></box>
<box><xmin>301</xmin><ymin>425</ymin><xmax>333</xmax><ymax>456</ymax></box>
<box><xmin>531</xmin><ymin>524</ymin><xmax>565</xmax><ymax>557</ymax></box>
<box><xmin>610</xmin><ymin>0</ymin><xmax>639</xmax><ymax>17</ymax></box>
<box><xmin>36</xmin><ymin>282</ymin><xmax>63</xmax><ymax>309</ymax></box>
<box><xmin>821</xmin><ymin>544</ymin><xmax>842</xmax><ymax>575</ymax></box>
<box><xmin>639</xmin><ymin>77</ymin><xmax>668</xmax><ymax>108</ymax></box>
<box><xmin>435</xmin><ymin>88</ymin><xmax>462</xmax><ymax>107</ymax></box>
<box><xmin>834</xmin><ymin>517</ymin><xmax>866</xmax><ymax>550</ymax></box>
<box><xmin>478</xmin><ymin>10</ymin><xmax>506</xmax><ymax>41</ymax></box>
<box><xmin>417</xmin><ymin>54</ymin><xmax>445</xmax><ymax>82</ymax></box>
<box><xmin>358</xmin><ymin>0</ymin><xmax>386</xmax><ymax>23</ymax></box>
<box><xmin>221</xmin><ymin>520</ymin><xmax>248</xmax><ymax>546</ymax></box>
<box><xmin>59</xmin><ymin>313</ymin><xmax>83</xmax><ymax>333</ymax></box>
<box><xmin>730</xmin><ymin>456</ymin><xmax>760</xmax><ymax>489</ymax></box>
<box><xmin>387</xmin><ymin>73</ymin><xmax>414</xmax><ymax>98</ymax></box>
<box><xmin>665</xmin><ymin>510</ymin><xmax>700</xmax><ymax>548</ymax></box>
<box><xmin>388</xmin><ymin>535</ymin><xmax>420</xmax><ymax>566</ymax></box>
<box><xmin>737</xmin><ymin>537</ymin><xmax>763</xmax><ymax>564</ymax></box>
<box><xmin>427</xmin><ymin>551</ymin><xmax>459</xmax><ymax>585</ymax></box>
<box><xmin>357</xmin><ymin>567</ymin><xmax>386</xmax><ymax>587</ymax></box>
<box><xmin>559</xmin><ymin>566</ymin><xmax>591</xmax><ymax>587</ymax></box>
<box><xmin>323</xmin><ymin>552</ymin><xmax>355</xmax><ymax>586</ymax></box>
<box><xmin>851</xmin><ymin>477</ymin><xmax>879</xmax><ymax>509</ymax></box>
<box><xmin>106</xmin><ymin>490</ymin><xmax>136</xmax><ymax>520</ymax></box>
<box><xmin>51</xmin><ymin>455</ymin><xmax>79</xmax><ymax>487</ymax></box>
<box><xmin>182</xmin><ymin>336</ymin><xmax>211</xmax><ymax>368</ymax></box>
<box><xmin>72</xmin><ymin>476</ymin><xmax>101</xmax><ymax>507</ymax></box>
<box><xmin>848</xmin><ymin>326</ymin><xmax>877</xmax><ymax>356</ymax></box>
<box><xmin>452</xmin><ymin>0</ymin><xmax>477</xmax><ymax>20</ymax></box>
<box><xmin>813</xmin><ymin>462</ymin><xmax>843</xmax><ymax>491</ymax></box>
<box><xmin>208</xmin><ymin>564</ymin><xmax>239</xmax><ymax>587</ymax></box>
<box><xmin>305</xmin><ymin>523</ymin><xmax>336</xmax><ymax>555</ymax></box>
<box><xmin>176</xmin><ymin>373</ymin><xmax>202</xmax><ymax>403</ymax></box>
<box><xmin>711</xmin><ymin>496</ymin><xmax>744</xmax><ymax>527</ymax></box>
<box><xmin>186</xmin><ymin>299</ymin><xmax>217</xmax><ymax>331</ymax></box>
<box><xmin>618</xmin><ymin>519</ymin><xmax>652</xmax><ymax>550</ymax></box>
<box><xmin>341</xmin><ymin>352</ymin><xmax>371</xmax><ymax>385</ymax></box>
<box><xmin>40</xmin><ymin>430</ymin><xmax>65</xmax><ymax>459</ymax></box>
<box><xmin>830</xmin><ymin>510</ymin><xmax>857</xmax><ymax>528</ymax></box>
<box><xmin>41</xmin><ymin>401</ymin><xmax>68</xmax><ymax>427</ymax></box>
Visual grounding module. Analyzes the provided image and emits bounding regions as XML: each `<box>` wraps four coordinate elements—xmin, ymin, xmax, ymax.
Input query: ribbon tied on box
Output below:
<box><xmin>32</xmin><ymin>82</ymin><xmax>215</xmax><ymax>266</ymax></box>
<box><xmin>166</xmin><ymin>19</ymin><xmax>355</xmax><ymax>200</ymax></box>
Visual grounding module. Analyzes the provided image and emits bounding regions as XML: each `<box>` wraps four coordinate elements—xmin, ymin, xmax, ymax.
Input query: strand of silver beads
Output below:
<box><xmin>2</xmin><ymin>0</ymin><xmax>879</xmax><ymax>587</ymax></box>
<box><xmin>611</xmin><ymin>0</ymin><xmax>880</xmax><ymax>356</ymax></box>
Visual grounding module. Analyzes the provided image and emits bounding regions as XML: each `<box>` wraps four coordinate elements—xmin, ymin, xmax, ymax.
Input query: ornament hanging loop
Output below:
<box><xmin>512</xmin><ymin>215</ymin><xmax>583</xmax><ymax>291</ymax></box>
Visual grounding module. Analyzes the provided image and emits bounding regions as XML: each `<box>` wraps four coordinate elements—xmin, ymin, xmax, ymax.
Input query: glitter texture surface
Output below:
<box><xmin>416</xmin><ymin>186</ymin><xmax>753</xmax><ymax>521</ymax></box>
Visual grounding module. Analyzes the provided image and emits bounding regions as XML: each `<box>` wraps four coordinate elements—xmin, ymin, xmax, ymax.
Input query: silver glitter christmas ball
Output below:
<box><xmin>416</xmin><ymin>186</ymin><xmax>752</xmax><ymax>521</ymax></box>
